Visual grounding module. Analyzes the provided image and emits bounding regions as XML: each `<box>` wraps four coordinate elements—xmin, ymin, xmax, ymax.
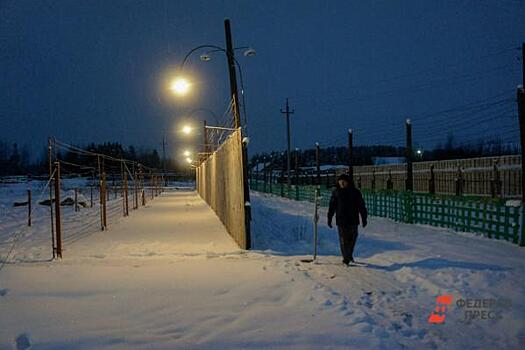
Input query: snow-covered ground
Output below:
<box><xmin>1</xmin><ymin>187</ymin><xmax>524</xmax><ymax>349</ymax></box>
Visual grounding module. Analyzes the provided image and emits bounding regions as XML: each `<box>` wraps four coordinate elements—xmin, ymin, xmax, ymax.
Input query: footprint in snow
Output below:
<box><xmin>14</xmin><ymin>333</ymin><xmax>31</xmax><ymax>350</ymax></box>
<box><xmin>0</xmin><ymin>288</ymin><xmax>8</xmax><ymax>297</ymax></box>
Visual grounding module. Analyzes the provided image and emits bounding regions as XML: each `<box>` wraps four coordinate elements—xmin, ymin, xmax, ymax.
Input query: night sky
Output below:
<box><xmin>1</xmin><ymin>0</ymin><xmax>524</xmax><ymax>163</ymax></box>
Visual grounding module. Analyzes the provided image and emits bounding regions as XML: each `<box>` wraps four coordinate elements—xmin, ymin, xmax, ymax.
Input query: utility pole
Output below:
<box><xmin>224</xmin><ymin>19</ymin><xmax>241</xmax><ymax>129</ymax></box>
<box><xmin>405</xmin><ymin>119</ymin><xmax>413</xmax><ymax>191</ymax></box>
<box><xmin>518</xmin><ymin>87</ymin><xmax>525</xmax><ymax>200</ymax></box>
<box><xmin>520</xmin><ymin>42</ymin><xmax>525</xmax><ymax>203</ymax></box>
<box><xmin>280</xmin><ymin>98</ymin><xmax>295</xmax><ymax>192</ymax></box>
<box><xmin>522</xmin><ymin>42</ymin><xmax>524</xmax><ymax>88</ymax></box>
<box><xmin>162</xmin><ymin>137</ymin><xmax>167</xmax><ymax>187</ymax></box>
<box><xmin>315</xmin><ymin>142</ymin><xmax>321</xmax><ymax>186</ymax></box>
<box><xmin>348</xmin><ymin>128</ymin><xmax>353</xmax><ymax>181</ymax></box>
<box><xmin>224</xmin><ymin>18</ymin><xmax>251</xmax><ymax>249</ymax></box>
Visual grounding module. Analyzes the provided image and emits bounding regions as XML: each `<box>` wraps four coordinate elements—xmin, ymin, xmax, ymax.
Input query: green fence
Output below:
<box><xmin>249</xmin><ymin>179</ymin><xmax>525</xmax><ymax>246</ymax></box>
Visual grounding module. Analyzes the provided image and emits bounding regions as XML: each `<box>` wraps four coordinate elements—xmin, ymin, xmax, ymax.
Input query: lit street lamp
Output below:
<box><xmin>182</xmin><ymin>125</ymin><xmax>192</xmax><ymax>135</ymax></box>
<box><xmin>170</xmin><ymin>77</ymin><xmax>191</xmax><ymax>95</ymax></box>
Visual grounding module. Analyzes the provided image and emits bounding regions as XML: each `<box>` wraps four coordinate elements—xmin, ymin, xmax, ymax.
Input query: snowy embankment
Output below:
<box><xmin>0</xmin><ymin>188</ymin><xmax>524</xmax><ymax>349</ymax></box>
<box><xmin>250</xmin><ymin>191</ymin><xmax>525</xmax><ymax>349</ymax></box>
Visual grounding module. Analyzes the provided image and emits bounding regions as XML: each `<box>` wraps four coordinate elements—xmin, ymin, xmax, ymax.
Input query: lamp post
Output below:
<box><xmin>175</xmin><ymin>38</ymin><xmax>255</xmax><ymax>129</ymax></box>
<box><xmin>174</xmin><ymin>20</ymin><xmax>254</xmax><ymax>249</ymax></box>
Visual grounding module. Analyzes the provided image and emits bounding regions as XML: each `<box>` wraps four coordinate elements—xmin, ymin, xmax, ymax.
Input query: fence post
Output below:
<box><xmin>518</xmin><ymin>85</ymin><xmax>525</xmax><ymax>246</ymax></box>
<box><xmin>140</xmin><ymin>167</ymin><xmax>146</xmax><ymax>206</ymax></box>
<box><xmin>518</xmin><ymin>86</ymin><xmax>525</xmax><ymax>202</ymax></box>
<box><xmin>27</xmin><ymin>189</ymin><xmax>31</xmax><ymax>226</ymax></box>
<box><xmin>269</xmin><ymin>163</ymin><xmax>273</xmax><ymax>194</ymax></box>
<box><xmin>315</xmin><ymin>142</ymin><xmax>321</xmax><ymax>187</ymax></box>
<box><xmin>134</xmin><ymin>170</ymin><xmax>138</xmax><ymax>209</ymax></box>
<box><xmin>295</xmin><ymin>148</ymin><xmax>299</xmax><ymax>200</ymax></box>
<box><xmin>263</xmin><ymin>160</ymin><xmax>267</xmax><ymax>192</ymax></box>
<box><xmin>405</xmin><ymin>119</ymin><xmax>413</xmax><ymax>192</ymax></box>
<box><xmin>124</xmin><ymin>171</ymin><xmax>129</xmax><ymax>216</ymax></box>
<box><xmin>429</xmin><ymin>165</ymin><xmax>435</xmax><ymax>194</ymax></box>
<box><xmin>74</xmin><ymin>188</ymin><xmax>79</xmax><ymax>212</ymax></box>
<box><xmin>455</xmin><ymin>165</ymin><xmax>464</xmax><ymax>196</ymax></box>
<box><xmin>348</xmin><ymin>128</ymin><xmax>353</xmax><ymax>182</ymax></box>
<box><xmin>54</xmin><ymin>161</ymin><xmax>62</xmax><ymax>258</ymax></box>
<box><xmin>386</xmin><ymin>170</ymin><xmax>393</xmax><ymax>190</ymax></box>
<box><xmin>47</xmin><ymin>138</ymin><xmax>56</xmax><ymax>259</ymax></box>
<box><xmin>372</xmin><ymin>170</ymin><xmax>376</xmax><ymax>191</ymax></box>
<box><xmin>490</xmin><ymin>161</ymin><xmax>501</xmax><ymax>199</ymax></box>
<box><xmin>102</xmin><ymin>172</ymin><xmax>107</xmax><ymax>229</ymax></box>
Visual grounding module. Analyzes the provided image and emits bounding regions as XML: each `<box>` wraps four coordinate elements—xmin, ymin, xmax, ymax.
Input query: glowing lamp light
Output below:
<box><xmin>182</xmin><ymin>125</ymin><xmax>192</xmax><ymax>135</ymax></box>
<box><xmin>184</xmin><ymin>150</ymin><xmax>191</xmax><ymax>157</ymax></box>
<box><xmin>186</xmin><ymin>157</ymin><xmax>192</xmax><ymax>164</ymax></box>
<box><xmin>170</xmin><ymin>78</ymin><xmax>190</xmax><ymax>95</ymax></box>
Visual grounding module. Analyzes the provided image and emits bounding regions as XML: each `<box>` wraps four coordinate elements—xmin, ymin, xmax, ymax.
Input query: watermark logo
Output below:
<box><xmin>428</xmin><ymin>295</ymin><xmax>454</xmax><ymax>324</ymax></box>
<box><xmin>456</xmin><ymin>298</ymin><xmax>511</xmax><ymax>321</ymax></box>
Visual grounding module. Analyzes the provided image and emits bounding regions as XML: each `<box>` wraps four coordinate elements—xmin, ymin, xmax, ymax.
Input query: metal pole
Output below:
<box><xmin>315</xmin><ymin>142</ymin><xmax>321</xmax><ymax>187</ymax></box>
<box><xmin>162</xmin><ymin>137</ymin><xmax>167</xmax><ymax>187</ymax></box>
<box><xmin>348</xmin><ymin>129</ymin><xmax>353</xmax><ymax>181</ymax></box>
<box><xmin>313</xmin><ymin>188</ymin><xmax>319</xmax><ymax>260</ymax></box>
<box><xmin>47</xmin><ymin>138</ymin><xmax>55</xmax><ymax>259</ymax></box>
<box><xmin>124</xmin><ymin>169</ymin><xmax>129</xmax><ymax>216</ymax></box>
<box><xmin>102</xmin><ymin>172</ymin><xmax>107</xmax><ymax>229</ymax></box>
<box><xmin>517</xmin><ymin>86</ymin><xmax>525</xmax><ymax>202</ymax></box>
<box><xmin>74</xmin><ymin>188</ymin><xmax>79</xmax><ymax>212</ymax></box>
<box><xmin>54</xmin><ymin>161</ymin><xmax>62</xmax><ymax>258</ymax></box>
<box><xmin>405</xmin><ymin>119</ymin><xmax>413</xmax><ymax>191</ymax></box>
<box><xmin>27</xmin><ymin>189</ymin><xmax>31</xmax><ymax>227</ymax></box>
<box><xmin>295</xmin><ymin>148</ymin><xmax>299</xmax><ymax>200</ymax></box>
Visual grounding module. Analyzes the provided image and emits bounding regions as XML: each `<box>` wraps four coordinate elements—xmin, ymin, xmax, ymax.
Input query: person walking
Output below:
<box><xmin>327</xmin><ymin>173</ymin><xmax>367</xmax><ymax>265</ymax></box>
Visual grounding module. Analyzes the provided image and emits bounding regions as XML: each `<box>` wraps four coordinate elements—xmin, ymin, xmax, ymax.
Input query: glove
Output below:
<box><xmin>362</xmin><ymin>219</ymin><xmax>368</xmax><ymax>228</ymax></box>
<box><xmin>327</xmin><ymin>219</ymin><xmax>333</xmax><ymax>228</ymax></box>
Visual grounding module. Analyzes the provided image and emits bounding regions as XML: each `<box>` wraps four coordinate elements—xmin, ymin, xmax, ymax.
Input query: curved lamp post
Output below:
<box><xmin>175</xmin><ymin>44</ymin><xmax>255</xmax><ymax>129</ymax></box>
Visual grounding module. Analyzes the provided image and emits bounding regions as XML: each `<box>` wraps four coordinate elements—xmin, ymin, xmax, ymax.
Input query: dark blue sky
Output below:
<box><xmin>1</xmin><ymin>0</ymin><xmax>524</xmax><ymax>162</ymax></box>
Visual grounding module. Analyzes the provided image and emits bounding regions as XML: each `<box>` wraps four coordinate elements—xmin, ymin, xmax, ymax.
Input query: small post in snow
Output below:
<box><xmin>27</xmin><ymin>189</ymin><xmax>31</xmax><ymax>227</ymax></box>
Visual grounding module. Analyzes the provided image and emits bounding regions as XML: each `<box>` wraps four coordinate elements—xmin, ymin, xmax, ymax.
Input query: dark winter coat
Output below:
<box><xmin>327</xmin><ymin>185</ymin><xmax>368</xmax><ymax>227</ymax></box>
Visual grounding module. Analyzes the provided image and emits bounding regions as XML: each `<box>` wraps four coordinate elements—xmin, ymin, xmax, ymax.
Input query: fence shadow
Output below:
<box><xmin>365</xmin><ymin>257</ymin><xmax>512</xmax><ymax>272</ymax></box>
<box><xmin>356</xmin><ymin>236</ymin><xmax>411</xmax><ymax>259</ymax></box>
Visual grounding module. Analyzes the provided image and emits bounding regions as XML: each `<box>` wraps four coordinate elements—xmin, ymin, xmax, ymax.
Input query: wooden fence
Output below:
<box><xmin>349</xmin><ymin>155</ymin><xmax>521</xmax><ymax>198</ymax></box>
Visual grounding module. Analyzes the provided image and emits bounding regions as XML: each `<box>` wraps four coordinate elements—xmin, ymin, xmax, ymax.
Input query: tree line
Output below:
<box><xmin>0</xmin><ymin>141</ymin><xmax>187</xmax><ymax>176</ymax></box>
<box><xmin>250</xmin><ymin>136</ymin><xmax>520</xmax><ymax>169</ymax></box>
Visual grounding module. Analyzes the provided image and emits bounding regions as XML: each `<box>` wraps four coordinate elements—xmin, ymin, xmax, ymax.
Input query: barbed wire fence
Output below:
<box><xmin>0</xmin><ymin>138</ymin><xmax>166</xmax><ymax>266</ymax></box>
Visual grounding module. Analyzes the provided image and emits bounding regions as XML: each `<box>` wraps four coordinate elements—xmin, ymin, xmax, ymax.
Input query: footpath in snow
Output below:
<box><xmin>1</xmin><ymin>188</ymin><xmax>524</xmax><ymax>349</ymax></box>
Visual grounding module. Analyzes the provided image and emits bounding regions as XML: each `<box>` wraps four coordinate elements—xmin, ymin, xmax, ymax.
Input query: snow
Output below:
<box><xmin>1</xmin><ymin>185</ymin><xmax>525</xmax><ymax>349</ymax></box>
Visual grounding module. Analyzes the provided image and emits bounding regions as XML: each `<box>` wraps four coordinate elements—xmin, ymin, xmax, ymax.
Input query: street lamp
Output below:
<box><xmin>183</xmin><ymin>150</ymin><xmax>191</xmax><ymax>157</ymax></box>
<box><xmin>170</xmin><ymin>77</ymin><xmax>191</xmax><ymax>95</ymax></box>
<box><xmin>182</xmin><ymin>125</ymin><xmax>193</xmax><ymax>135</ymax></box>
<box><xmin>176</xmin><ymin>43</ymin><xmax>255</xmax><ymax>128</ymax></box>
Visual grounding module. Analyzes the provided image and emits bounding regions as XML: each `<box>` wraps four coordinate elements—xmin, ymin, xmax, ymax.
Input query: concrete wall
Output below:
<box><xmin>196</xmin><ymin>129</ymin><xmax>248</xmax><ymax>249</ymax></box>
